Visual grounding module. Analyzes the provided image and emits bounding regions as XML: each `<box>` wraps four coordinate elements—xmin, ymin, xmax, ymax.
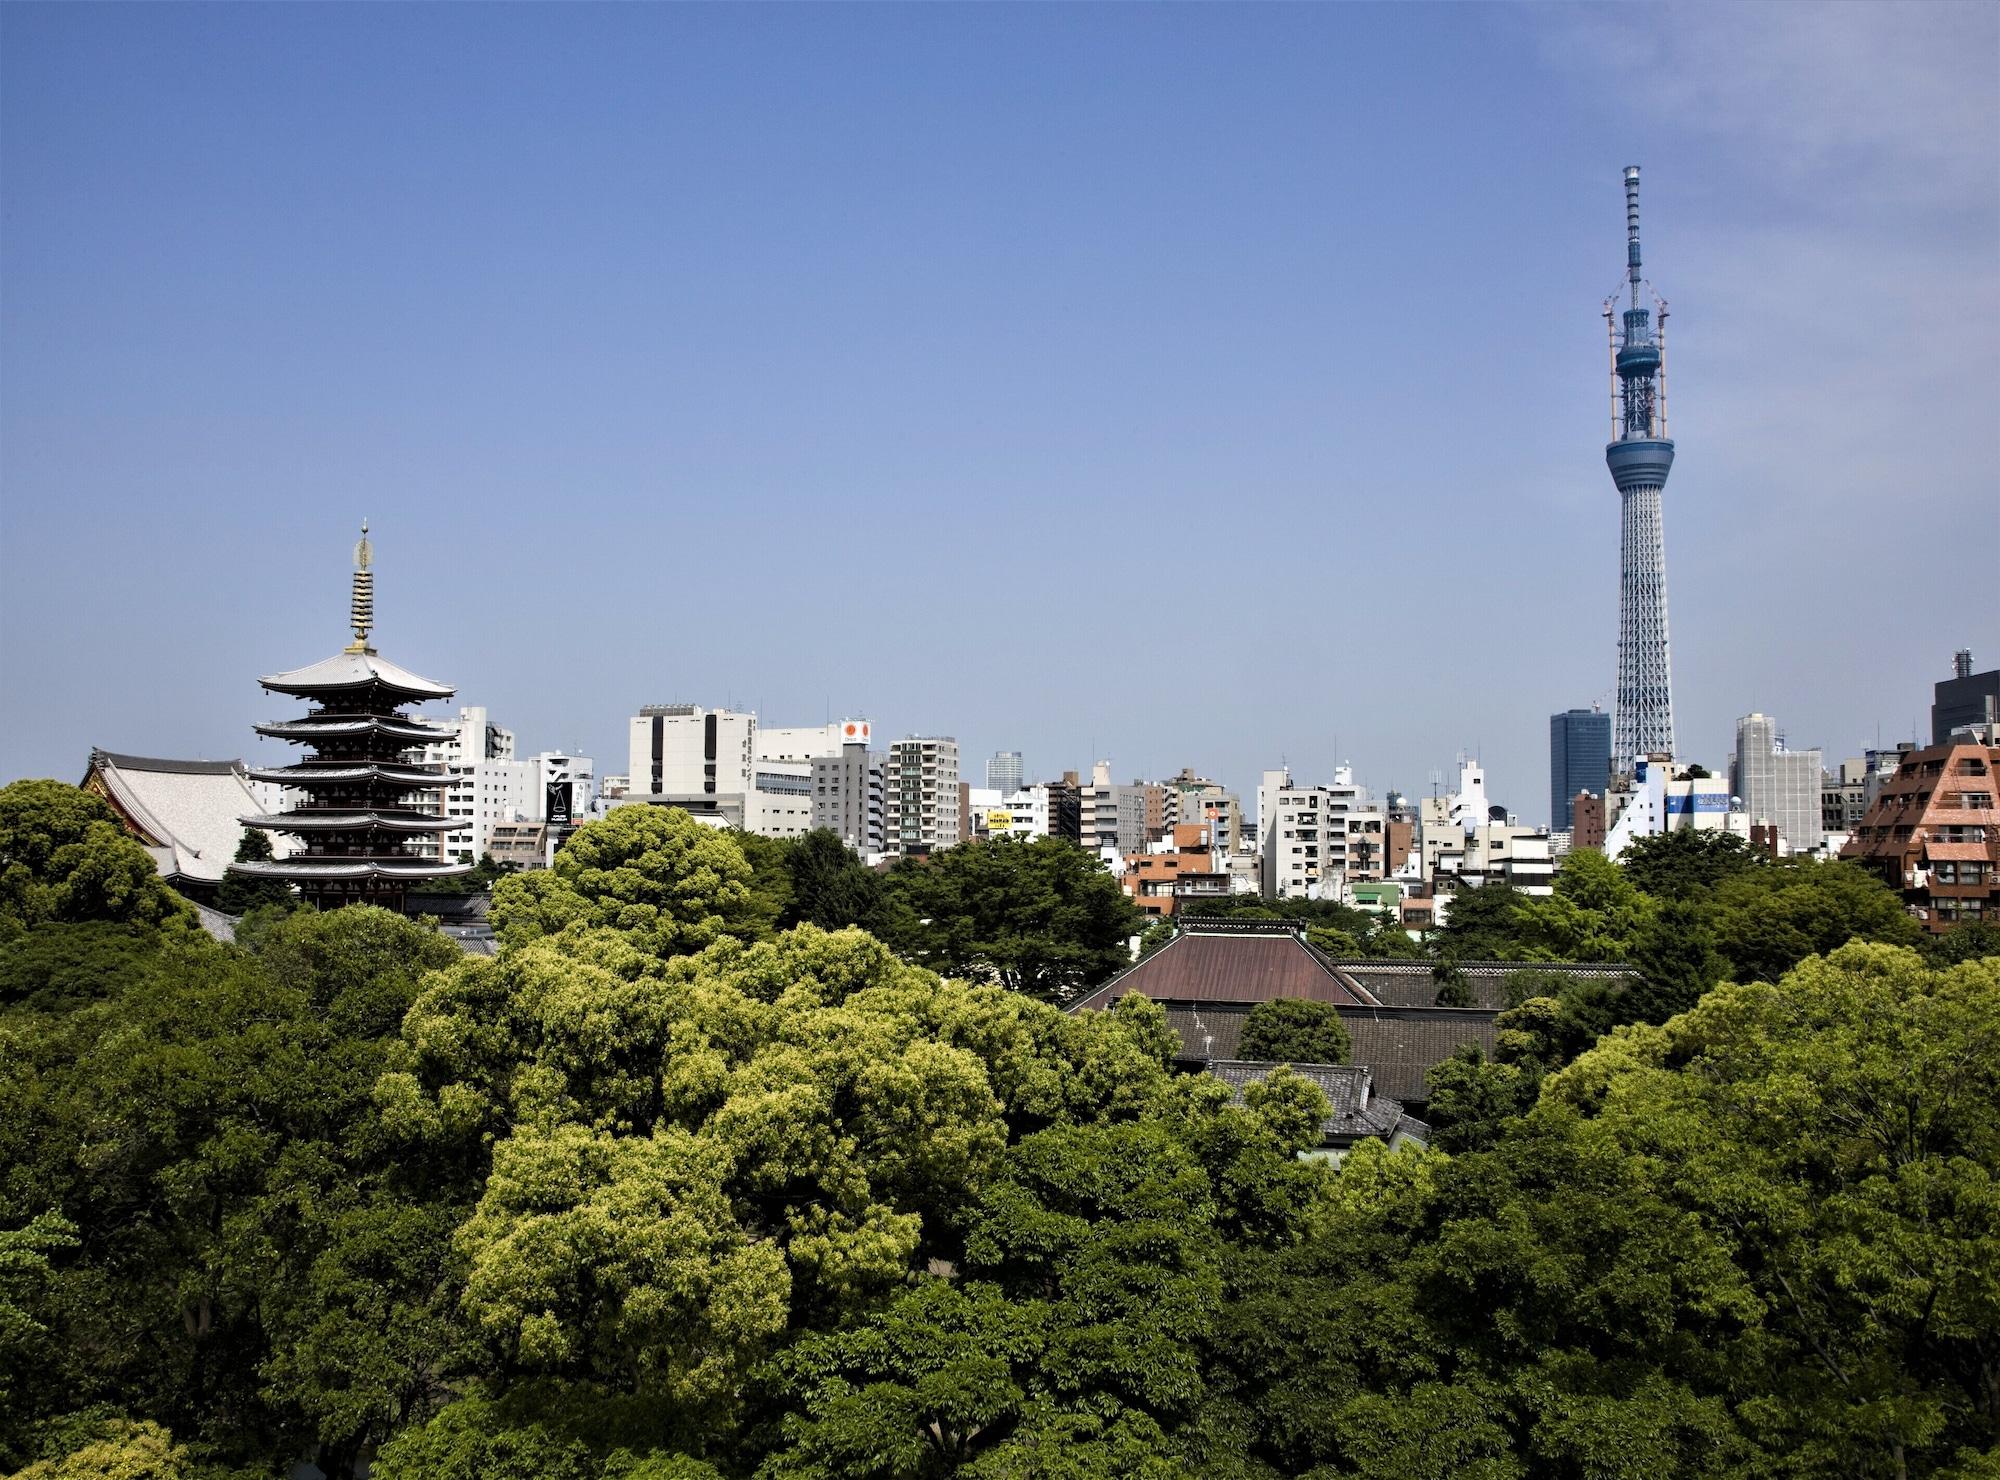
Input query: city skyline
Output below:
<box><xmin>3</xmin><ymin>5</ymin><xmax>1996</xmax><ymax>824</ymax></box>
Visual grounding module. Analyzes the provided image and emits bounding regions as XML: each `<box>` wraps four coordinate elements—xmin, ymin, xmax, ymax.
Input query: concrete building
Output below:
<box><xmin>1602</xmin><ymin>757</ymin><xmax>1735</xmax><ymax>859</ymax></box>
<box><xmin>1122</xmin><ymin>823</ymin><xmax>1228</xmax><ymax>917</ymax></box>
<box><xmin>1164</xmin><ymin>769</ymin><xmax>1242</xmax><ymax>854</ymax></box>
<box><xmin>812</xmin><ymin>742</ymin><xmax>886</xmax><ymax>855</ymax></box>
<box><xmin>628</xmin><ymin>705</ymin><xmax>756</xmax><ymax>801</ymax></box>
<box><xmin>1550</xmin><ymin>707</ymin><xmax>1612</xmax><ymax>831</ymax></box>
<box><xmin>986</xmin><ymin>751</ymin><xmax>1023</xmax><ymax>796</ymax></box>
<box><xmin>1933</xmin><ymin>650</ymin><xmax>2000</xmax><ymax>744</ymax></box>
<box><xmin>419</xmin><ymin>706</ymin><xmax>516</xmax><ymax>768</ymax></box>
<box><xmin>1842</xmin><ymin>734</ymin><xmax>1998</xmax><ymax>933</ymax></box>
<box><xmin>885</xmin><ymin>737</ymin><xmax>960</xmax><ymax>856</ymax></box>
<box><xmin>1730</xmin><ymin>713</ymin><xmax>1823</xmax><ymax>855</ymax></box>
<box><xmin>1078</xmin><ymin>761</ymin><xmax>1147</xmax><ymax>859</ymax></box>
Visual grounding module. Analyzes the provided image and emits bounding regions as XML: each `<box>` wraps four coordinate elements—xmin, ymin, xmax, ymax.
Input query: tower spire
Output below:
<box><xmin>1604</xmin><ymin>167</ymin><xmax>1677</xmax><ymax>766</ymax></box>
<box><xmin>346</xmin><ymin>519</ymin><xmax>375</xmax><ymax>654</ymax></box>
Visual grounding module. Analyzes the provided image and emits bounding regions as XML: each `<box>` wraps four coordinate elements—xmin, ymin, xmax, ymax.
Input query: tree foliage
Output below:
<box><xmin>880</xmin><ymin>837</ymin><xmax>1142</xmax><ymax>1001</ymax></box>
<box><xmin>0</xmin><ymin>780</ymin><xmax>197</xmax><ymax>937</ymax></box>
<box><xmin>1238</xmin><ymin>997</ymin><xmax>1351</xmax><ymax>1065</ymax></box>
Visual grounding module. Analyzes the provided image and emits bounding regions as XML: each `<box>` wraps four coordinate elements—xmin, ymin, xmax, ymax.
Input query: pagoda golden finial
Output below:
<box><xmin>345</xmin><ymin>519</ymin><xmax>376</xmax><ymax>653</ymax></box>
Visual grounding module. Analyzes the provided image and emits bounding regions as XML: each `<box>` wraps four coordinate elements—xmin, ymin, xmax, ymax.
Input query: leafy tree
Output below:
<box><xmin>0</xmin><ymin>922</ymin><xmax>173</xmax><ymax>1013</ymax></box>
<box><xmin>1512</xmin><ymin>848</ymin><xmax>1654</xmax><ymax>962</ymax></box>
<box><xmin>729</xmin><ymin>830</ymin><xmax>794</xmax><ymax>939</ymax></box>
<box><xmin>1420</xmin><ymin>1046</ymin><xmax>1540</xmax><ymax>1153</ymax></box>
<box><xmin>1431</xmin><ymin>960</ymin><xmax>1474</xmax><ymax>1007</ymax></box>
<box><xmin>881</xmin><ymin>837</ymin><xmax>1143</xmax><ymax>1001</ymax></box>
<box><xmin>489</xmin><ymin>807</ymin><xmax>765</xmax><ymax>958</ymax></box>
<box><xmin>1618</xmin><ymin>828</ymin><xmax>1761</xmax><ymax>900</ymax></box>
<box><xmin>417</xmin><ymin>851</ymin><xmax>512</xmax><ymax>898</ymax></box>
<box><xmin>1431</xmin><ymin>883</ymin><xmax>1527</xmax><ymax>961</ymax></box>
<box><xmin>1624</xmin><ymin>897</ymin><xmax>1727</xmax><ymax>1024</ymax></box>
<box><xmin>1239</xmin><ymin>997</ymin><xmax>1351</xmax><ymax>1064</ymax></box>
<box><xmin>10</xmin><ymin>1417</ymin><xmax>193</xmax><ymax>1479</ymax></box>
<box><xmin>0</xmin><ymin>1211</ymin><xmax>79</xmax><ymax>1463</ymax></box>
<box><xmin>1361</xmin><ymin>918</ymin><xmax>1426</xmax><ymax>959</ymax></box>
<box><xmin>212</xmin><ymin>830</ymin><xmax>295</xmax><ymax>915</ymax></box>
<box><xmin>1706</xmin><ymin>856</ymin><xmax>1923</xmax><ymax>982</ymax></box>
<box><xmin>1497</xmin><ymin>965</ymin><xmax>1581</xmax><ymax>1009</ymax></box>
<box><xmin>0</xmin><ymin>780</ymin><xmax>196</xmax><ymax>936</ymax></box>
<box><xmin>1135</xmin><ymin>917</ymin><xmax>1175</xmax><ymax>959</ymax></box>
<box><xmin>779</xmin><ymin>830</ymin><xmax>890</xmax><ymax>934</ymax></box>
<box><xmin>1304</xmin><ymin>924</ymin><xmax>1362</xmax><ymax>957</ymax></box>
<box><xmin>1923</xmin><ymin>919</ymin><xmax>2000</xmax><ymax>966</ymax></box>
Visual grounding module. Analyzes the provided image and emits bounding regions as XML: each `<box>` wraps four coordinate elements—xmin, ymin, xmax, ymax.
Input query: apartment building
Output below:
<box><xmin>885</xmin><ymin>737</ymin><xmax>960</xmax><ymax>856</ymax></box>
<box><xmin>1842</xmin><ymin>734</ymin><xmax>1999</xmax><ymax>932</ymax></box>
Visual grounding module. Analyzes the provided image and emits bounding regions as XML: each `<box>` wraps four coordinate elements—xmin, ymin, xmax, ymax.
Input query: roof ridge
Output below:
<box><xmin>91</xmin><ymin>749</ymin><xmax>245</xmax><ymax>776</ymax></box>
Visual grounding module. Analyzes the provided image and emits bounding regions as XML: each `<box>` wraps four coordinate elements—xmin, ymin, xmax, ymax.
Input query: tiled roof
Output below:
<box><xmin>1205</xmin><ymin>1059</ymin><xmax>1408</xmax><ymax>1142</ymax></box>
<box><xmin>85</xmin><ymin>749</ymin><xmax>268</xmax><ymax>886</ymax></box>
<box><xmin>1158</xmin><ymin>1003</ymin><xmax>1500</xmax><ymax>1105</ymax></box>
<box><xmin>1331</xmin><ymin>959</ymin><xmax>1636</xmax><ymax>1011</ymax></box>
<box><xmin>1071</xmin><ymin>929</ymin><xmax>1371</xmax><ymax>1011</ymax></box>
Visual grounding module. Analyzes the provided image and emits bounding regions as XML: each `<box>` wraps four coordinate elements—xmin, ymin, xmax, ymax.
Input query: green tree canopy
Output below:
<box><xmin>1512</xmin><ymin>847</ymin><xmax>1654</xmax><ymax>962</ymax></box>
<box><xmin>489</xmin><ymin>807</ymin><xmax>765</xmax><ymax>958</ymax></box>
<box><xmin>778</xmin><ymin>829</ymin><xmax>890</xmax><ymax>934</ymax></box>
<box><xmin>213</xmin><ymin>828</ymin><xmax>296</xmax><ymax>915</ymax></box>
<box><xmin>1706</xmin><ymin>856</ymin><xmax>1923</xmax><ymax>982</ymax></box>
<box><xmin>0</xmin><ymin>780</ymin><xmax>196</xmax><ymax>937</ymax></box>
<box><xmin>1431</xmin><ymin>882</ymin><xmax>1528</xmax><ymax>961</ymax></box>
<box><xmin>881</xmin><ymin>837</ymin><xmax>1143</xmax><ymax>1001</ymax></box>
<box><xmin>1238</xmin><ymin>997</ymin><xmax>1352</xmax><ymax>1064</ymax></box>
<box><xmin>1618</xmin><ymin>827</ymin><xmax>1761</xmax><ymax>900</ymax></box>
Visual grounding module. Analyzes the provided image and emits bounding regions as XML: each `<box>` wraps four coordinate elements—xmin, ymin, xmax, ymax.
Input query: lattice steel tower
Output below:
<box><xmin>1604</xmin><ymin>165</ymin><xmax>1676</xmax><ymax>763</ymax></box>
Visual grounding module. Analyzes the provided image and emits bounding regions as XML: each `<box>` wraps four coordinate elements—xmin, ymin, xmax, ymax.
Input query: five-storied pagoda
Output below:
<box><xmin>228</xmin><ymin>525</ymin><xmax>470</xmax><ymax>910</ymax></box>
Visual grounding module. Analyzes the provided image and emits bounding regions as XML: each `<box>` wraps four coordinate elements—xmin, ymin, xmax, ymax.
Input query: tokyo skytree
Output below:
<box><xmin>1604</xmin><ymin>166</ymin><xmax>1676</xmax><ymax>764</ymax></box>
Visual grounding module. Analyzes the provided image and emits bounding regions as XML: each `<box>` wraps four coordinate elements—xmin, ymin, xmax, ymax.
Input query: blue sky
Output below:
<box><xmin>3</xmin><ymin>2</ymin><xmax>1995</xmax><ymax>822</ymax></box>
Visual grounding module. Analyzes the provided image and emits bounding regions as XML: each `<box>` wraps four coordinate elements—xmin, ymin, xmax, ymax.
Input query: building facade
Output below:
<box><xmin>986</xmin><ymin>751</ymin><xmax>1023</xmax><ymax>795</ymax></box>
<box><xmin>812</xmin><ymin>741</ymin><xmax>886</xmax><ymax>855</ymax></box>
<box><xmin>884</xmin><ymin>737</ymin><xmax>960</xmax><ymax>856</ymax></box>
<box><xmin>1731</xmin><ymin>713</ymin><xmax>1823</xmax><ymax>854</ymax></box>
<box><xmin>1841</xmin><ymin>736</ymin><xmax>1998</xmax><ymax>933</ymax></box>
<box><xmin>1549</xmin><ymin>707</ymin><xmax>1612</xmax><ymax>831</ymax></box>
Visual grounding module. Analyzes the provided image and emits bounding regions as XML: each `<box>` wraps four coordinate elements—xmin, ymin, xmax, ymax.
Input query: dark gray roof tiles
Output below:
<box><xmin>1205</xmin><ymin>1059</ymin><xmax>1410</xmax><ymax>1142</ymax></box>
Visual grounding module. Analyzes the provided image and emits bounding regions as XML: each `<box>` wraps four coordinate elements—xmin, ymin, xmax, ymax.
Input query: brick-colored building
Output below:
<box><xmin>1122</xmin><ymin>823</ymin><xmax>1228</xmax><ymax>917</ymax></box>
<box><xmin>1840</xmin><ymin>736</ymin><xmax>1998</xmax><ymax>933</ymax></box>
<box><xmin>1570</xmin><ymin>791</ymin><xmax>1606</xmax><ymax>851</ymax></box>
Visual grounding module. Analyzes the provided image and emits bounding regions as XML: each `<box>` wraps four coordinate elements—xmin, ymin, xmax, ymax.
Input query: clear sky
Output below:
<box><xmin>3</xmin><ymin>2</ymin><xmax>1996</xmax><ymax>822</ymax></box>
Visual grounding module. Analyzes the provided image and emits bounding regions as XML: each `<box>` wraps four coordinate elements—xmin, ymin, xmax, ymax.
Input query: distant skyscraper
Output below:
<box><xmin>1604</xmin><ymin>166</ymin><xmax>1677</xmax><ymax>763</ymax></box>
<box><xmin>1550</xmin><ymin>708</ymin><xmax>1612</xmax><ymax>830</ymax></box>
<box><xmin>987</xmin><ymin>750</ymin><xmax>1023</xmax><ymax>795</ymax></box>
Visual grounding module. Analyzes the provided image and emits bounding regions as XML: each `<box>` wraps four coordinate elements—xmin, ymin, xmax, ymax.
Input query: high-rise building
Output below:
<box><xmin>884</xmin><ymin>737</ymin><xmax>959</xmax><ymax>856</ymax></box>
<box><xmin>1730</xmin><ymin>713</ymin><xmax>1824</xmax><ymax>855</ymax></box>
<box><xmin>1549</xmin><ymin>708</ymin><xmax>1612</xmax><ymax>830</ymax></box>
<box><xmin>1933</xmin><ymin>650</ymin><xmax>2000</xmax><ymax>744</ymax></box>
<box><xmin>1604</xmin><ymin>167</ymin><xmax>1678</xmax><ymax>764</ymax></box>
<box><xmin>986</xmin><ymin>751</ymin><xmax>1023</xmax><ymax>795</ymax></box>
<box><xmin>812</xmin><ymin>741</ymin><xmax>885</xmax><ymax>855</ymax></box>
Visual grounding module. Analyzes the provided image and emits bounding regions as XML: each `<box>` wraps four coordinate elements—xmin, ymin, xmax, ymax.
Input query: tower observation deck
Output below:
<box><xmin>1604</xmin><ymin>165</ymin><xmax>1676</xmax><ymax>764</ymax></box>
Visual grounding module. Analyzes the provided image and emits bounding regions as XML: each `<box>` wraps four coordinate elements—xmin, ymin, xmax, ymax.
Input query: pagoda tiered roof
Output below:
<box><xmin>255</xmin><ymin>715</ymin><xmax>455</xmax><ymax>743</ymax></box>
<box><xmin>258</xmin><ymin>649</ymin><xmax>454</xmax><ymax>701</ymax></box>
<box><xmin>241</xmin><ymin>810</ymin><xmax>458</xmax><ymax>834</ymax></box>
<box><xmin>230</xmin><ymin>525</ymin><xmax>472</xmax><ymax>910</ymax></box>
<box><xmin>245</xmin><ymin>762</ymin><xmax>454</xmax><ymax>788</ymax></box>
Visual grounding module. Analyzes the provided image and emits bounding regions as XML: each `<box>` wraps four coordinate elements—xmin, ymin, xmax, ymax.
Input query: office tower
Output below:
<box><xmin>986</xmin><ymin>750</ymin><xmax>1023</xmax><ymax>795</ymax></box>
<box><xmin>1933</xmin><ymin>649</ymin><xmax>2000</xmax><ymax>743</ymax></box>
<box><xmin>1549</xmin><ymin>707</ymin><xmax>1613</xmax><ymax>830</ymax></box>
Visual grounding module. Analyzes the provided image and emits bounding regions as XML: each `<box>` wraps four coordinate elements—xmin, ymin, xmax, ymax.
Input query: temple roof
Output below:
<box><xmin>258</xmin><ymin>649</ymin><xmax>454</xmax><ymax>701</ymax></box>
<box><xmin>83</xmin><ymin>749</ymin><xmax>274</xmax><ymax>886</ymax></box>
<box><xmin>255</xmin><ymin>715</ymin><xmax>454</xmax><ymax>742</ymax></box>
<box><xmin>230</xmin><ymin>858</ymin><xmax>473</xmax><ymax>880</ymax></box>
<box><xmin>240</xmin><ymin>811</ymin><xmax>457</xmax><ymax>833</ymax></box>
<box><xmin>245</xmin><ymin>763</ymin><xmax>452</xmax><ymax>787</ymax></box>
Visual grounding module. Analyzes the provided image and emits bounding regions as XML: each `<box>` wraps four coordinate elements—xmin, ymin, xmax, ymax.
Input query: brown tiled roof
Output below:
<box><xmin>1071</xmin><ymin>929</ymin><xmax>1370</xmax><ymax>1011</ymax></box>
<box><xmin>1331</xmin><ymin>959</ymin><xmax>1636</xmax><ymax>1011</ymax></box>
<box><xmin>1157</xmin><ymin>1002</ymin><xmax>1500</xmax><ymax>1105</ymax></box>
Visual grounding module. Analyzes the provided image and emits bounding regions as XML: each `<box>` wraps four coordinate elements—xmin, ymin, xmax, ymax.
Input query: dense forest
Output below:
<box><xmin>1</xmin><ymin>780</ymin><xmax>1995</xmax><ymax>1479</ymax></box>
